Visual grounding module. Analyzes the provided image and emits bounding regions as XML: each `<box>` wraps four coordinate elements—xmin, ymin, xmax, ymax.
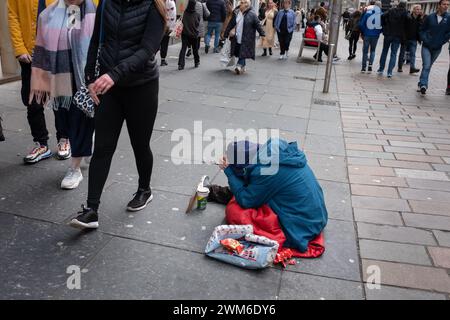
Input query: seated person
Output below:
<box><xmin>217</xmin><ymin>138</ymin><xmax>328</xmax><ymax>253</ymax></box>
<box><xmin>308</xmin><ymin>15</ymin><xmax>340</xmax><ymax>62</ymax></box>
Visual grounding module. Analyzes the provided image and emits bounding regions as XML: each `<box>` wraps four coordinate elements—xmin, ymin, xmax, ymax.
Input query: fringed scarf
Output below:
<box><xmin>30</xmin><ymin>0</ymin><xmax>96</xmax><ymax>110</ymax></box>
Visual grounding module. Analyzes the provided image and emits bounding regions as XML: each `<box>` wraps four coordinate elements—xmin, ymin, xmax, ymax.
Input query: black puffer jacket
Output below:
<box><xmin>405</xmin><ymin>13</ymin><xmax>423</xmax><ymax>41</ymax></box>
<box><xmin>85</xmin><ymin>0</ymin><xmax>165</xmax><ymax>87</ymax></box>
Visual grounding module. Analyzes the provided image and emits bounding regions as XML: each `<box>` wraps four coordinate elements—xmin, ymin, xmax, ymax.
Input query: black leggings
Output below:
<box><xmin>447</xmin><ymin>65</ymin><xmax>450</xmax><ymax>89</ymax></box>
<box><xmin>348</xmin><ymin>32</ymin><xmax>359</xmax><ymax>55</ymax></box>
<box><xmin>160</xmin><ymin>33</ymin><xmax>170</xmax><ymax>59</ymax></box>
<box><xmin>87</xmin><ymin>79</ymin><xmax>159</xmax><ymax>210</ymax></box>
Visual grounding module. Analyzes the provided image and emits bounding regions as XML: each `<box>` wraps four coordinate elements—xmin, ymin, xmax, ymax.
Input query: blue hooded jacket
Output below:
<box><xmin>419</xmin><ymin>12</ymin><xmax>450</xmax><ymax>51</ymax></box>
<box><xmin>359</xmin><ymin>5</ymin><xmax>382</xmax><ymax>37</ymax></box>
<box><xmin>224</xmin><ymin>139</ymin><xmax>328</xmax><ymax>252</ymax></box>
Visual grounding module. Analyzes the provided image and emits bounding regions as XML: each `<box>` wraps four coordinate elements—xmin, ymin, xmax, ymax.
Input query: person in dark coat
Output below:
<box><xmin>223</xmin><ymin>0</ymin><xmax>265</xmax><ymax>74</ymax></box>
<box><xmin>345</xmin><ymin>10</ymin><xmax>361</xmax><ymax>60</ymax></box>
<box><xmin>403</xmin><ymin>4</ymin><xmax>423</xmax><ymax>74</ymax></box>
<box><xmin>377</xmin><ymin>0</ymin><xmax>408</xmax><ymax>78</ymax></box>
<box><xmin>178</xmin><ymin>0</ymin><xmax>201</xmax><ymax>70</ymax></box>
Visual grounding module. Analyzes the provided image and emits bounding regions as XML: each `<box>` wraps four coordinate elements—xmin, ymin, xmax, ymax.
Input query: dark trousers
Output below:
<box><xmin>87</xmin><ymin>80</ymin><xmax>159</xmax><ymax>210</ymax></box>
<box><xmin>447</xmin><ymin>65</ymin><xmax>450</xmax><ymax>89</ymax></box>
<box><xmin>160</xmin><ymin>33</ymin><xmax>170</xmax><ymax>59</ymax></box>
<box><xmin>277</xmin><ymin>32</ymin><xmax>293</xmax><ymax>55</ymax></box>
<box><xmin>178</xmin><ymin>34</ymin><xmax>200</xmax><ymax>67</ymax></box>
<box><xmin>398</xmin><ymin>41</ymin><xmax>407</xmax><ymax>70</ymax></box>
<box><xmin>68</xmin><ymin>104</ymin><xmax>95</xmax><ymax>158</ymax></box>
<box><xmin>20</xmin><ymin>62</ymin><xmax>69</xmax><ymax>146</ymax></box>
<box><xmin>318</xmin><ymin>42</ymin><xmax>330</xmax><ymax>59</ymax></box>
<box><xmin>348</xmin><ymin>32</ymin><xmax>359</xmax><ymax>55</ymax></box>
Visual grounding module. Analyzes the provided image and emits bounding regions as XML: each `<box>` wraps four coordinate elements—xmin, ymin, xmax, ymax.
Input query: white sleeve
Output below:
<box><xmin>314</xmin><ymin>25</ymin><xmax>323</xmax><ymax>41</ymax></box>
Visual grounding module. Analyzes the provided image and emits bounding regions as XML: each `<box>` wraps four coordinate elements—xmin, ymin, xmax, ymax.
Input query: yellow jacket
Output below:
<box><xmin>7</xmin><ymin>0</ymin><xmax>99</xmax><ymax>57</ymax></box>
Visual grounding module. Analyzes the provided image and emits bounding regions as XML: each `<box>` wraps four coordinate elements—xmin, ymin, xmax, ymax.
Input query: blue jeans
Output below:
<box><xmin>378</xmin><ymin>35</ymin><xmax>401</xmax><ymax>75</ymax></box>
<box><xmin>238</xmin><ymin>58</ymin><xmax>246</xmax><ymax>66</ymax></box>
<box><xmin>362</xmin><ymin>35</ymin><xmax>379</xmax><ymax>69</ymax></box>
<box><xmin>419</xmin><ymin>46</ymin><xmax>442</xmax><ymax>89</ymax></box>
<box><xmin>205</xmin><ymin>22</ymin><xmax>223</xmax><ymax>49</ymax></box>
<box><xmin>407</xmin><ymin>40</ymin><xmax>418</xmax><ymax>70</ymax></box>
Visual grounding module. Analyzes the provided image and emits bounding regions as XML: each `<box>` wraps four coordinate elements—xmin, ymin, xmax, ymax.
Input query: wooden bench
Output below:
<box><xmin>297</xmin><ymin>37</ymin><xmax>320</xmax><ymax>63</ymax></box>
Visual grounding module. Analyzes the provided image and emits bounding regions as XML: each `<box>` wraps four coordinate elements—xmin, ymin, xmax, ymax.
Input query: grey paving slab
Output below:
<box><xmin>0</xmin><ymin>213</ymin><xmax>112</xmax><ymax>299</ymax></box>
<box><xmin>55</xmin><ymin>237</ymin><xmax>281</xmax><ymax>299</ymax></box>
<box><xmin>303</xmin><ymin>134</ymin><xmax>346</xmax><ymax>156</ymax></box>
<box><xmin>0</xmin><ymin>162</ymin><xmax>87</xmax><ymax>223</ymax></box>
<box><xmin>306</xmin><ymin>153</ymin><xmax>348</xmax><ymax>183</ymax></box>
<box><xmin>81</xmin><ymin>182</ymin><xmax>226</xmax><ymax>253</ymax></box>
<box><xmin>359</xmin><ymin>239</ymin><xmax>431</xmax><ymax>266</ymax></box>
<box><xmin>433</xmin><ymin>230</ymin><xmax>450</xmax><ymax>247</ymax></box>
<box><xmin>319</xmin><ymin>180</ymin><xmax>353</xmax><ymax>221</ymax></box>
<box><xmin>287</xmin><ymin>219</ymin><xmax>361</xmax><ymax>282</ymax></box>
<box><xmin>278</xmin><ymin>271</ymin><xmax>363</xmax><ymax>300</ymax></box>
<box><xmin>229</xmin><ymin>110</ymin><xmax>308</xmax><ymax>133</ymax></box>
<box><xmin>307</xmin><ymin>120</ymin><xmax>343</xmax><ymax>137</ymax></box>
<box><xmin>365</xmin><ymin>285</ymin><xmax>447</xmax><ymax>300</ymax></box>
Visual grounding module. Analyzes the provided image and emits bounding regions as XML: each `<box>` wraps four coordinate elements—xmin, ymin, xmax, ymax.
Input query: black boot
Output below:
<box><xmin>0</xmin><ymin>116</ymin><xmax>4</xmax><ymax>142</ymax></box>
<box><xmin>269</xmin><ymin>48</ymin><xmax>273</xmax><ymax>55</ymax></box>
<box><xmin>262</xmin><ymin>48</ymin><xmax>267</xmax><ymax>56</ymax></box>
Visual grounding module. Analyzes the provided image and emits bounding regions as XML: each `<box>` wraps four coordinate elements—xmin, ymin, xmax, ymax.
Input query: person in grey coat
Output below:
<box><xmin>187</xmin><ymin>0</ymin><xmax>210</xmax><ymax>56</ymax></box>
<box><xmin>223</xmin><ymin>0</ymin><xmax>265</xmax><ymax>74</ymax></box>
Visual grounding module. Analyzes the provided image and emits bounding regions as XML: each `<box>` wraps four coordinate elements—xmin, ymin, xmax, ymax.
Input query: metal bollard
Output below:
<box><xmin>323</xmin><ymin>44</ymin><xmax>335</xmax><ymax>93</ymax></box>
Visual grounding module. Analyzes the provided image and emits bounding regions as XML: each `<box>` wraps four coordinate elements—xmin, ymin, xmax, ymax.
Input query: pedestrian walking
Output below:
<box><xmin>345</xmin><ymin>10</ymin><xmax>361</xmax><ymax>60</ymax></box>
<box><xmin>223</xmin><ymin>0</ymin><xmax>265</xmax><ymax>75</ymax></box>
<box><xmin>418</xmin><ymin>0</ymin><xmax>450</xmax><ymax>95</ymax></box>
<box><xmin>7</xmin><ymin>0</ymin><xmax>71</xmax><ymax>164</ymax></box>
<box><xmin>30</xmin><ymin>0</ymin><xmax>98</xmax><ymax>190</ymax></box>
<box><xmin>160</xmin><ymin>0</ymin><xmax>177</xmax><ymax>66</ymax></box>
<box><xmin>358</xmin><ymin>0</ymin><xmax>382</xmax><ymax>73</ymax></box>
<box><xmin>205</xmin><ymin>0</ymin><xmax>227</xmax><ymax>53</ymax></box>
<box><xmin>376</xmin><ymin>0</ymin><xmax>408</xmax><ymax>78</ymax></box>
<box><xmin>342</xmin><ymin>8</ymin><xmax>350</xmax><ymax>31</ymax></box>
<box><xmin>69</xmin><ymin>0</ymin><xmax>166</xmax><ymax>229</ymax></box>
<box><xmin>260</xmin><ymin>0</ymin><xmax>277</xmax><ymax>56</ymax></box>
<box><xmin>219</xmin><ymin>0</ymin><xmax>234</xmax><ymax>48</ymax></box>
<box><xmin>403</xmin><ymin>4</ymin><xmax>423</xmax><ymax>75</ymax></box>
<box><xmin>274</xmin><ymin>0</ymin><xmax>295</xmax><ymax>60</ymax></box>
<box><xmin>295</xmin><ymin>7</ymin><xmax>301</xmax><ymax>32</ymax></box>
<box><xmin>186</xmin><ymin>0</ymin><xmax>210</xmax><ymax>58</ymax></box>
<box><xmin>178</xmin><ymin>0</ymin><xmax>201</xmax><ymax>70</ymax></box>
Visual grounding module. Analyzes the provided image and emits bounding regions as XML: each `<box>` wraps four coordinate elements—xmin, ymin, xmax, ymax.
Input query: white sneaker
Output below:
<box><xmin>285</xmin><ymin>51</ymin><xmax>289</xmax><ymax>58</ymax></box>
<box><xmin>279</xmin><ymin>54</ymin><xmax>285</xmax><ymax>60</ymax></box>
<box><xmin>57</xmin><ymin>138</ymin><xmax>71</xmax><ymax>160</ymax></box>
<box><xmin>61</xmin><ymin>167</ymin><xmax>83</xmax><ymax>190</ymax></box>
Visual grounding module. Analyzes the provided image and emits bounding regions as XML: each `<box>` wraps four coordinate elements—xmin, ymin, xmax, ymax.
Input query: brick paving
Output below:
<box><xmin>335</xmin><ymin>33</ymin><xmax>450</xmax><ymax>299</ymax></box>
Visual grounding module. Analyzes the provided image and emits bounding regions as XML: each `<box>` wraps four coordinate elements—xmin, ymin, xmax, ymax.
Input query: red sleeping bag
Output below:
<box><xmin>225</xmin><ymin>197</ymin><xmax>325</xmax><ymax>259</ymax></box>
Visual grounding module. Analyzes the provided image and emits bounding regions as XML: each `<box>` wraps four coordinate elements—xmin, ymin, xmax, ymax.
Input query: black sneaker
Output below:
<box><xmin>213</xmin><ymin>47</ymin><xmax>220</xmax><ymax>54</ymax></box>
<box><xmin>186</xmin><ymin>48</ymin><xmax>192</xmax><ymax>57</ymax></box>
<box><xmin>410</xmin><ymin>67</ymin><xmax>420</xmax><ymax>74</ymax></box>
<box><xmin>195</xmin><ymin>62</ymin><xmax>200</xmax><ymax>68</ymax></box>
<box><xmin>361</xmin><ymin>67</ymin><xmax>366</xmax><ymax>73</ymax></box>
<box><xmin>160</xmin><ymin>59</ymin><xmax>168</xmax><ymax>66</ymax></box>
<box><xmin>398</xmin><ymin>67</ymin><xmax>403</xmax><ymax>73</ymax></box>
<box><xmin>178</xmin><ymin>65</ymin><xmax>184</xmax><ymax>70</ymax></box>
<box><xmin>420</xmin><ymin>86</ymin><xmax>427</xmax><ymax>95</ymax></box>
<box><xmin>69</xmin><ymin>206</ymin><xmax>99</xmax><ymax>229</ymax></box>
<box><xmin>205</xmin><ymin>45</ymin><xmax>209</xmax><ymax>54</ymax></box>
<box><xmin>127</xmin><ymin>188</ymin><xmax>153</xmax><ymax>212</ymax></box>
<box><xmin>367</xmin><ymin>65</ymin><xmax>372</xmax><ymax>73</ymax></box>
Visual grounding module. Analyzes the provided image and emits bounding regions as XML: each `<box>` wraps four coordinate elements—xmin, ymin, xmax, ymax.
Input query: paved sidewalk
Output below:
<box><xmin>334</xmin><ymin>35</ymin><xmax>450</xmax><ymax>299</ymax></box>
<box><xmin>0</xmin><ymin>31</ymin><xmax>448</xmax><ymax>300</ymax></box>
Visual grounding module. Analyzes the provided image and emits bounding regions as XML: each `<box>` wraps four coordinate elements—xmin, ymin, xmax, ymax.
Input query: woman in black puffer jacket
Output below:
<box><xmin>70</xmin><ymin>0</ymin><xmax>166</xmax><ymax>230</ymax></box>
